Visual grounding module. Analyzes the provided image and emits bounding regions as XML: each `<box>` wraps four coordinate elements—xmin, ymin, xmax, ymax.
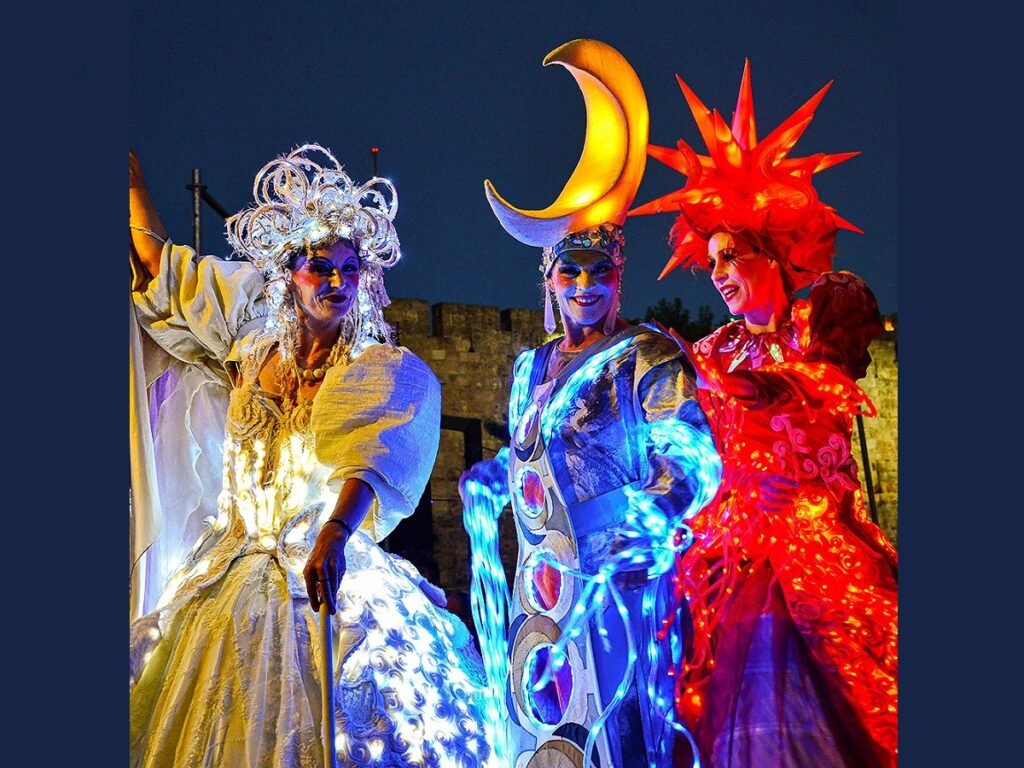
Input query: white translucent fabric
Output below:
<box><xmin>130</xmin><ymin>243</ymin><xmax>487</xmax><ymax>767</ymax></box>
<box><xmin>131</xmin><ymin>538</ymin><xmax>486</xmax><ymax>768</ymax></box>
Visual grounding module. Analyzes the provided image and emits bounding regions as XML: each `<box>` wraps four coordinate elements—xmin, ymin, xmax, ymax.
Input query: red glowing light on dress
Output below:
<box><xmin>671</xmin><ymin>273</ymin><xmax>898</xmax><ymax>767</ymax></box>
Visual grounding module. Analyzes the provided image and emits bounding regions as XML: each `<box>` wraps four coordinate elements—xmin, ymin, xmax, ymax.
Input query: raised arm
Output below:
<box><xmin>129</xmin><ymin>149</ymin><xmax>168</xmax><ymax>282</ymax></box>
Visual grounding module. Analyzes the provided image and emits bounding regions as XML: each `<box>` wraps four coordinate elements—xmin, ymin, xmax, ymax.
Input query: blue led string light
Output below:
<box><xmin>467</xmin><ymin>338</ymin><xmax>722</xmax><ymax>768</ymax></box>
<box><xmin>530</xmin><ymin>414</ymin><xmax>720</xmax><ymax>767</ymax></box>
<box><xmin>508</xmin><ymin>350</ymin><xmax>535</xmax><ymax>426</ymax></box>
<box><xmin>461</xmin><ymin>447</ymin><xmax>512</xmax><ymax>765</ymax></box>
<box><xmin>539</xmin><ymin>339</ymin><xmax>634</xmax><ymax>443</ymax></box>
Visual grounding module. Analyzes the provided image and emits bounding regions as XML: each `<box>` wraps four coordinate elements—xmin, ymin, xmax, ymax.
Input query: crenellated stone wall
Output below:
<box><xmin>383</xmin><ymin>298</ymin><xmax>899</xmax><ymax>590</ymax></box>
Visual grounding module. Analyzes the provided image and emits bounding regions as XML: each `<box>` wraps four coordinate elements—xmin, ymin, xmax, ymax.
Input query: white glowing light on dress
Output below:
<box><xmin>145</xmin><ymin>370</ymin><xmax>494</xmax><ymax>767</ymax></box>
<box><xmin>368</xmin><ymin>739</ymin><xmax>384</xmax><ymax>760</ymax></box>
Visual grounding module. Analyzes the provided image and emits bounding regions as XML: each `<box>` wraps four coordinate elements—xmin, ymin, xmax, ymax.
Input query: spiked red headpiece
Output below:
<box><xmin>629</xmin><ymin>60</ymin><xmax>862</xmax><ymax>291</ymax></box>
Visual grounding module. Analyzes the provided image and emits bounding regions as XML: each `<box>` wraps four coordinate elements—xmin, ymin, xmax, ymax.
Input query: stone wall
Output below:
<box><xmin>384</xmin><ymin>298</ymin><xmax>899</xmax><ymax>590</ymax></box>
<box><xmin>851</xmin><ymin>332</ymin><xmax>899</xmax><ymax>545</ymax></box>
<box><xmin>384</xmin><ymin>299</ymin><xmax>548</xmax><ymax>591</ymax></box>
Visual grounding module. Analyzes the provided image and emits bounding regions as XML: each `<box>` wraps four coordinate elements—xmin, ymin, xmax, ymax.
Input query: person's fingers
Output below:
<box><xmin>323</xmin><ymin>558</ymin><xmax>337</xmax><ymax>615</ymax></box>
<box><xmin>304</xmin><ymin>563</ymin><xmax>321</xmax><ymax>612</ymax></box>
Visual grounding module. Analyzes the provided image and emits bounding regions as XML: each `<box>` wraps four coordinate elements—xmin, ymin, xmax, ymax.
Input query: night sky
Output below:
<box><xmin>130</xmin><ymin>0</ymin><xmax>896</xmax><ymax>323</ymax></box>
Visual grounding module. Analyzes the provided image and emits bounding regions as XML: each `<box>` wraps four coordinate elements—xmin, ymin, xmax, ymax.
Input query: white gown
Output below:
<box><xmin>130</xmin><ymin>243</ymin><xmax>490</xmax><ymax>768</ymax></box>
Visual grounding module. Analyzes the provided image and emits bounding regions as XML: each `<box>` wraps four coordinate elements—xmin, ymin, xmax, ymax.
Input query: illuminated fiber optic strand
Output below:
<box><xmin>535</xmin><ymin>341</ymin><xmax>718</xmax><ymax>765</ymax></box>
<box><xmin>528</xmin><ymin>417</ymin><xmax>719</xmax><ymax>767</ymax></box>
<box><xmin>461</xmin><ymin>446</ymin><xmax>513</xmax><ymax>766</ymax></box>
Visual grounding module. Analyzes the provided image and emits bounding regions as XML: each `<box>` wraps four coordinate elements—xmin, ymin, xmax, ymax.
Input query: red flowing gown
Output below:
<box><xmin>675</xmin><ymin>272</ymin><xmax>898</xmax><ymax>768</ymax></box>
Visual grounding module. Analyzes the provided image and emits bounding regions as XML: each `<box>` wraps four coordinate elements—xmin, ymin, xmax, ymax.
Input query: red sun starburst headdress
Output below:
<box><xmin>629</xmin><ymin>60</ymin><xmax>862</xmax><ymax>291</ymax></box>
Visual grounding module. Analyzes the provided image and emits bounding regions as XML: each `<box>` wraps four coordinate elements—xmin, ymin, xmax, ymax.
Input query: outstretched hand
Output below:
<box><xmin>129</xmin><ymin>148</ymin><xmax>168</xmax><ymax>279</ymax></box>
<box><xmin>757</xmin><ymin>473</ymin><xmax>799</xmax><ymax>516</ymax></box>
<box><xmin>458</xmin><ymin>451</ymin><xmax>511</xmax><ymax>511</ymax></box>
<box><xmin>303</xmin><ymin>523</ymin><xmax>349</xmax><ymax>615</ymax></box>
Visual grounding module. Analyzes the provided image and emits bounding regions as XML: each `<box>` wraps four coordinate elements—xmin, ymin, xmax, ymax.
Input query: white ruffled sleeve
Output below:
<box><xmin>310</xmin><ymin>344</ymin><xmax>442</xmax><ymax>542</ymax></box>
<box><xmin>132</xmin><ymin>241</ymin><xmax>268</xmax><ymax>372</ymax></box>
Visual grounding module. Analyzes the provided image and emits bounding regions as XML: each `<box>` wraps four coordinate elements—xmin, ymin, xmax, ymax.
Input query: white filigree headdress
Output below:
<box><xmin>226</xmin><ymin>143</ymin><xmax>401</xmax><ymax>360</ymax></box>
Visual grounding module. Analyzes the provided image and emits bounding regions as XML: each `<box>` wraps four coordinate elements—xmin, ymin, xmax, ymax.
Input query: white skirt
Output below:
<box><xmin>130</xmin><ymin>536</ymin><xmax>489</xmax><ymax>768</ymax></box>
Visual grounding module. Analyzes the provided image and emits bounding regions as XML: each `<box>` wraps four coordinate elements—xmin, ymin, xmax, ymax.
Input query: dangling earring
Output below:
<box><xmin>603</xmin><ymin>285</ymin><xmax>620</xmax><ymax>335</ymax></box>
<box><xmin>543</xmin><ymin>285</ymin><xmax>557</xmax><ymax>335</ymax></box>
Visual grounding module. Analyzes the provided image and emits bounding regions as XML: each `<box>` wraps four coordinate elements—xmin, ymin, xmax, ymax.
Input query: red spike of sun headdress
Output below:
<box><xmin>629</xmin><ymin>59</ymin><xmax>863</xmax><ymax>292</ymax></box>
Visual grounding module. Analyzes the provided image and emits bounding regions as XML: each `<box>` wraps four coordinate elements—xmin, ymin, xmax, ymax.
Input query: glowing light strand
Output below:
<box><xmin>461</xmin><ymin>446</ymin><xmax>513</xmax><ymax>766</ymax></box>
<box><xmin>508</xmin><ymin>350</ymin><xmax>535</xmax><ymax>426</ymax></box>
<box><xmin>469</xmin><ymin>339</ymin><xmax>721</xmax><ymax>766</ymax></box>
<box><xmin>528</xmin><ymin>343</ymin><xmax>721</xmax><ymax>765</ymax></box>
<box><xmin>539</xmin><ymin>339</ymin><xmax>634</xmax><ymax>443</ymax></box>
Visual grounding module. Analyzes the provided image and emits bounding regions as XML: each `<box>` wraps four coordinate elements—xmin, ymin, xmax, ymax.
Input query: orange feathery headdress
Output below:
<box><xmin>629</xmin><ymin>60</ymin><xmax>862</xmax><ymax>292</ymax></box>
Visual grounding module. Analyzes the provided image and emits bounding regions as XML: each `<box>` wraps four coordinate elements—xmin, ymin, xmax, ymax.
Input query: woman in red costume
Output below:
<box><xmin>630</xmin><ymin>61</ymin><xmax>898</xmax><ymax>768</ymax></box>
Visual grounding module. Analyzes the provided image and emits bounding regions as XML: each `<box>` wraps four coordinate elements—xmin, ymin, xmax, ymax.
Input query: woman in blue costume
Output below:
<box><xmin>460</xmin><ymin>40</ymin><xmax>721</xmax><ymax>768</ymax></box>
<box><xmin>129</xmin><ymin>144</ymin><xmax>490</xmax><ymax>768</ymax></box>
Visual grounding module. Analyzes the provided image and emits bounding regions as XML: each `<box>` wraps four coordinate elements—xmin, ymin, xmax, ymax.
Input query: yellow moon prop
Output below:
<box><xmin>484</xmin><ymin>39</ymin><xmax>650</xmax><ymax>247</ymax></box>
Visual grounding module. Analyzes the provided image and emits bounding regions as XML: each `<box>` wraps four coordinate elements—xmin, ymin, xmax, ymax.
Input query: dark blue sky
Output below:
<box><xmin>130</xmin><ymin>0</ymin><xmax>896</xmax><ymax>321</ymax></box>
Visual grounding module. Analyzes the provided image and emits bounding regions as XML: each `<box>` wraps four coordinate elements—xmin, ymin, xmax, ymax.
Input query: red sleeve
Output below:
<box><xmin>804</xmin><ymin>271</ymin><xmax>884</xmax><ymax>381</ymax></box>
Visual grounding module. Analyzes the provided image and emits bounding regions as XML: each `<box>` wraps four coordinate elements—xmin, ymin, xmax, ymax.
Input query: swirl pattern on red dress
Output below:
<box><xmin>674</xmin><ymin>272</ymin><xmax>897</xmax><ymax>767</ymax></box>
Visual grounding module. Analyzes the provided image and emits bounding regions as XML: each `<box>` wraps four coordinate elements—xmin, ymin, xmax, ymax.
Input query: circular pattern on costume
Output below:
<box><xmin>522</xmin><ymin>547</ymin><xmax>563</xmax><ymax>612</ymax></box>
<box><xmin>509</xmin><ymin>615</ymin><xmax>587</xmax><ymax>731</ymax></box>
<box><xmin>517</xmin><ymin>466</ymin><xmax>547</xmax><ymax>519</ymax></box>
<box><xmin>524</xmin><ymin>740</ymin><xmax>585</xmax><ymax>768</ymax></box>
<box><xmin>511</xmin><ymin>460</ymin><xmax>557</xmax><ymax>531</ymax></box>
<box><xmin>514</xmin><ymin>402</ymin><xmax>545</xmax><ymax>463</ymax></box>
<box><xmin>515</xmin><ymin>403</ymin><xmax>538</xmax><ymax>447</ymax></box>
<box><xmin>517</xmin><ymin>532</ymin><xmax>576</xmax><ymax>621</ymax></box>
<box><xmin>523</xmin><ymin>643</ymin><xmax>575</xmax><ymax>728</ymax></box>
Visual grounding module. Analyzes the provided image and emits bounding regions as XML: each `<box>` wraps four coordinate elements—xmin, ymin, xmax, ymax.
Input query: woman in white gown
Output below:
<box><xmin>129</xmin><ymin>144</ymin><xmax>490</xmax><ymax>768</ymax></box>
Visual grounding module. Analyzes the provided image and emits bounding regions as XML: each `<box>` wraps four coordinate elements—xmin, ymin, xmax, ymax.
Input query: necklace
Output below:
<box><xmin>292</xmin><ymin>343</ymin><xmax>343</xmax><ymax>383</ymax></box>
<box><xmin>293</xmin><ymin>359</ymin><xmax>331</xmax><ymax>382</ymax></box>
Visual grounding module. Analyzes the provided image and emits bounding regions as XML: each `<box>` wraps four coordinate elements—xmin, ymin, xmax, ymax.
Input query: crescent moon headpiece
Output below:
<box><xmin>483</xmin><ymin>39</ymin><xmax>649</xmax><ymax>332</ymax></box>
<box><xmin>629</xmin><ymin>60</ymin><xmax>862</xmax><ymax>293</ymax></box>
<box><xmin>226</xmin><ymin>143</ymin><xmax>400</xmax><ymax>359</ymax></box>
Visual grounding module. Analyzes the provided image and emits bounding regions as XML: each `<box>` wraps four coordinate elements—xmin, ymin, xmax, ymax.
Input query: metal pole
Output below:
<box><xmin>190</xmin><ymin>168</ymin><xmax>203</xmax><ymax>254</ymax></box>
<box><xmin>318</xmin><ymin>603</ymin><xmax>338</xmax><ymax>768</ymax></box>
<box><xmin>200</xmin><ymin>189</ymin><xmax>231</xmax><ymax>220</ymax></box>
<box><xmin>856</xmin><ymin>413</ymin><xmax>879</xmax><ymax>525</ymax></box>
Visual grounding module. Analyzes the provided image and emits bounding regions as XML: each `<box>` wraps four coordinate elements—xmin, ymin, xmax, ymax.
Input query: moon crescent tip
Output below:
<box><xmin>485</xmin><ymin>38</ymin><xmax>650</xmax><ymax>247</ymax></box>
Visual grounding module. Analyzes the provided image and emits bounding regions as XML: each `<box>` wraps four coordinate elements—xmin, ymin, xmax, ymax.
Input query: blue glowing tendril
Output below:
<box><xmin>461</xmin><ymin>446</ymin><xmax>512</xmax><ymax>765</ymax></box>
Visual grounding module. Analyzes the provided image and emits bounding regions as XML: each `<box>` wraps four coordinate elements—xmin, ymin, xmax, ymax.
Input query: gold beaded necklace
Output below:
<box><xmin>293</xmin><ymin>358</ymin><xmax>332</xmax><ymax>382</ymax></box>
<box><xmin>291</xmin><ymin>342</ymin><xmax>343</xmax><ymax>383</ymax></box>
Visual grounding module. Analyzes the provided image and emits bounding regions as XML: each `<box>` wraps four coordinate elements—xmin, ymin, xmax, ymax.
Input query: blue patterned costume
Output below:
<box><xmin>464</xmin><ymin>325</ymin><xmax>720</xmax><ymax>768</ymax></box>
